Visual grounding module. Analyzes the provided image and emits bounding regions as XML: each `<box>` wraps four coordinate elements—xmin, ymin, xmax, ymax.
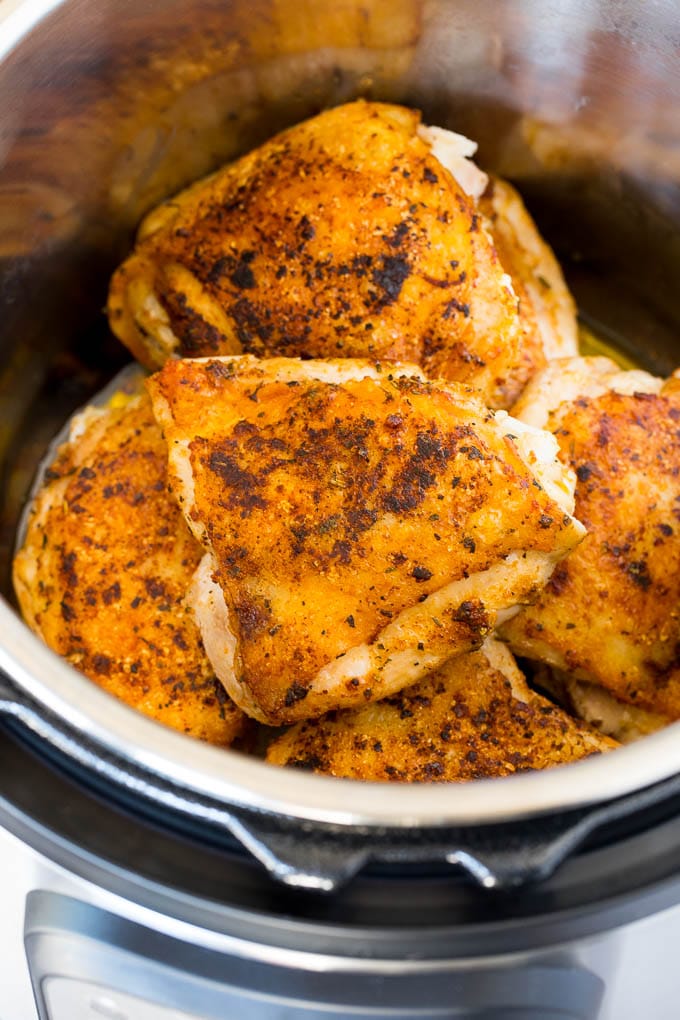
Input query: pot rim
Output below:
<box><xmin>0</xmin><ymin>0</ymin><xmax>63</xmax><ymax>63</ymax></box>
<box><xmin>2</xmin><ymin>599</ymin><xmax>679</xmax><ymax>828</ymax></box>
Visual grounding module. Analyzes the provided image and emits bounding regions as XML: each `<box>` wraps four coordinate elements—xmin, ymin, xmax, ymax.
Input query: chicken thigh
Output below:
<box><xmin>501</xmin><ymin>356</ymin><xmax>680</xmax><ymax>723</ymax></box>
<box><xmin>266</xmin><ymin>639</ymin><xmax>616</xmax><ymax>780</ymax></box>
<box><xmin>13</xmin><ymin>388</ymin><xmax>247</xmax><ymax>745</ymax></box>
<box><xmin>109</xmin><ymin>101</ymin><xmax>573</xmax><ymax>409</ymax></box>
<box><xmin>147</xmin><ymin>355</ymin><xmax>585</xmax><ymax>725</ymax></box>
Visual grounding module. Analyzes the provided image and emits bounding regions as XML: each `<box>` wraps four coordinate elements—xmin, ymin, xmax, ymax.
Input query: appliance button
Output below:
<box><xmin>90</xmin><ymin>994</ymin><xmax>128</xmax><ymax>1019</ymax></box>
<box><xmin>43</xmin><ymin>977</ymin><xmax>200</xmax><ymax>1020</ymax></box>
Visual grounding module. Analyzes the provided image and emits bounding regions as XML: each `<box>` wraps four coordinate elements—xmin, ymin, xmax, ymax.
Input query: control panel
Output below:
<box><xmin>43</xmin><ymin>979</ymin><xmax>199</xmax><ymax>1020</ymax></box>
<box><xmin>25</xmin><ymin>890</ymin><xmax>605</xmax><ymax>1020</ymax></box>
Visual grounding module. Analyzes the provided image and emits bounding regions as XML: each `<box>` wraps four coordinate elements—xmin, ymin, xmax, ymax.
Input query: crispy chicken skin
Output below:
<box><xmin>266</xmin><ymin>639</ymin><xmax>616</xmax><ymax>780</ymax></box>
<box><xmin>147</xmin><ymin>355</ymin><xmax>585</xmax><ymax>725</ymax></box>
<box><xmin>13</xmin><ymin>390</ymin><xmax>247</xmax><ymax>746</ymax></box>
<box><xmin>108</xmin><ymin>100</ymin><xmax>528</xmax><ymax>408</ymax></box>
<box><xmin>501</xmin><ymin>357</ymin><xmax>680</xmax><ymax>721</ymax></box>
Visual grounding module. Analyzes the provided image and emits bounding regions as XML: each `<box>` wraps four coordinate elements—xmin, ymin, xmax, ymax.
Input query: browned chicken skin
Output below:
<box><xmin>147</xmin><ymin>355</ymin><xmax>584</xmax><ymax>725</ymax></box>
<box><xmin>13</xmin><ymin>389</ymin><xmax>247</xmax><ymax>745</ymax></box>
<box><xmin>266</xmin><ymin>639</ymin><xmax>616</xmax><ymax>780</ymax></box>
<box><xmin>502</xmin><ymin>359</ymin><xmax>680</xmax><ymax>721</ymax></box>
<box><xmin>108</xmin><ymin>100</ymin><xmax>528</xmax><ymax>408</ymax></box>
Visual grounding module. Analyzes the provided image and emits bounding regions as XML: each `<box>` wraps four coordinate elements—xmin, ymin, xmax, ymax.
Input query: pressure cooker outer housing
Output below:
<box><xmin>0</xmin><ymin>0</ymin><xmax>679</xmax><ymax>890</ymax></box>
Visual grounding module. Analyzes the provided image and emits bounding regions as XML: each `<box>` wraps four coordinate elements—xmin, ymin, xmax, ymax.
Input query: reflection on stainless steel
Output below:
<box><xmin>0</xmin><ymin>0</ymin><xmax>679</xmax><ymax>830</ymax></box>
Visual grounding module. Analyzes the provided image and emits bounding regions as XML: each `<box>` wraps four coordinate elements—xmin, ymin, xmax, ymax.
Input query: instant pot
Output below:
<box><xmin>1</xmin><ymin>1</ymin><xmax>679</xmax><ymax>1017</ymax></box>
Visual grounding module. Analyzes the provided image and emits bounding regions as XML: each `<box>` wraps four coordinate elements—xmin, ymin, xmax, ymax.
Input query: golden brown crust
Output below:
<box><xmin>501</xmin><ymin>388</ymin><xmax>680</xmax><ymax>718</ymax></box>
<box><xmin>266</xmin><ymin>642</ymin><xmax>617</xmax><ymax>780</ymax></box>
<box><xmin>108</xmin><ymin>100</ymin><xmax>523</xmax><ymax>408</ymax></box>
<box><xmin>147</xmin><ymin>355</ymin><xmax>584</xmax><ymax>725</ymax></box>
<box><xmin>13</xmin><ymin>392</ymin><xmax>247</xmax><ymax>745</ymax></box>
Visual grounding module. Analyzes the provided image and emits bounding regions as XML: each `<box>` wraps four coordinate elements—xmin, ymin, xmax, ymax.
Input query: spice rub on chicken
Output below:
<box><xmin>266</xmin><ymin>639</ymin><xmax>616</xmax><ymax>780</ymax></box>
<box><xmin>109</xmin><ymin>100</ymin><xmax>547</xmax><ymax>409</ymax></box>
<box><xmin>501</xmin><ymin>356</ymin><xmax>680</xmax><ymax>724</ymax></box>
<box><xmin>13</xmin><ymin>389</ymin><xmax>247</xmax><ymax>746</ymax></box>
<box><xmin>147</xmin><ymin>355</ymin><xmax>585</xmax><ymax>725</ymax></box>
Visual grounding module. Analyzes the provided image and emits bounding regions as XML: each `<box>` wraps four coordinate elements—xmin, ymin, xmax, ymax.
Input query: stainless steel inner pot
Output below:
<box><xmin>0</xmin><ymin>0</ymin><xmax>679</xmax><ymax>888</ymax></box>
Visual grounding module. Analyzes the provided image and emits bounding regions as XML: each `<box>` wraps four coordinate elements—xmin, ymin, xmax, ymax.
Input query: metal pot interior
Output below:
<box><xmin>0</xmin><ymin>0</ymin><xmax>679</xmax><ymax>830</ymax></box>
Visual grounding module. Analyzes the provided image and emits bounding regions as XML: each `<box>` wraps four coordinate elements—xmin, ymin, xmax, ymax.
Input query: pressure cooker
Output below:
<box><xmin>0</xmin><ymin>0</ymin><xmax>679</xmax><ymax>1017</ymax></box>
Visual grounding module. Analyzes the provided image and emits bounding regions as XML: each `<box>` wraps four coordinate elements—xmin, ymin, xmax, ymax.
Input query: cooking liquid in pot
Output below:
<box><xmin>578</xmin><ymin>324</ymin><xmax>640</xmax><ymax>370</ymax></box>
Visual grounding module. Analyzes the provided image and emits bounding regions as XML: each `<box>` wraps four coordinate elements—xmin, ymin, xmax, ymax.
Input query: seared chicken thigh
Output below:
<box><xmin>109</xmin><ymin>101</ymin><xmax>571</xmax><ymax>409</ymax></box>
<box><xmin>148</xmin><ymin>355</ymin><xmax>585</xmax><ymax>725</ymax></box>
<box><xmin>13</xmin><ymin>389</ymin><xmax>247</xmax><ymax>745</ymax></box>
<box><xmin>501</xmin><ymin>356</ymin><xmax>680</xmax><ymax>722</ymax></box>
<box><xmin>266</xmin><ymin>639</ymin><xmax>616</xmax><ymax>780</ymax></box>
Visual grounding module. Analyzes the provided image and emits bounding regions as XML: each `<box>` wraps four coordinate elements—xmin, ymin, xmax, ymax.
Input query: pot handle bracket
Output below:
<box><xmin>0</xmin><ymin>670</ymin><xmax>367</xmax><ymax>891</ymax></box>
<box><xmin>0</xmin><ymin>670</ymin><xmax>678</xmax><ymax>894</ymax></box>
<box><xmin>217</xmin><ymin>768</ymin><xmax>680</xmax><ymax>892</ymax></box>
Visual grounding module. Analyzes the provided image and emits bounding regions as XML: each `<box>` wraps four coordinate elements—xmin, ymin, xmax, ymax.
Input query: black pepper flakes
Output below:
<box><xmin>92</xmin><ymin>653</ymin><xmax>111</xmax><ymax>675</ymax></box>
<box><xmin>288</xmin><ymin>754</ymin><xmax>324</xmax><ymax>771</ymax></box>
<box><xmin>298</xmin><ymin>215</ymin><xmax>315</xmax><ymax>241</ymax></box>
<box><xmin>460</xmin><ymin>445</ymin><xmax>483</xmax><ymax>460</ymax></box>
<box><xmin>284</xmin><ymin>681</ymin><xmax>309</xmax><ymax>707</ymax></box>
<box><xmin>412</xmin><ymin>565</ymin><xmax>433</xmax><ymax>582</ymax></box>
<box><xmin>60</xmin><ymin>600</ymin><xmax>75</xmax><ymax>622</ymax></box>
<box><xmin>371</xmin><ymin>256</ymin><xmax>411</xmax><ymax>306</ymax></box>
<box><xmin>627</xmin><ymin>560</ymin><xmax>652</xmax><ymax>590</ymax></box>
